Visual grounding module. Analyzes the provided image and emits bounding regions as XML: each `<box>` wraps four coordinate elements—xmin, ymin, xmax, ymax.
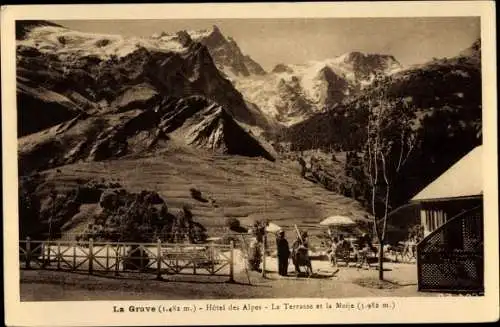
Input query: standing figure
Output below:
<box><xmin>329</xmin><ymin>236</ymin><xmax>339</xmax><ymax>266</ymax></box>
<box><xmin>276</xmin><ymin>230</ymin><xmax>290</xmax><ymax>276</ymax></box>
<box><xmin>248</xmin><ymin>237</ymin><xmax>262</xmax><ymax>271</ymax></box>
<box><xmin>291</xmin><ymin>230</ymin><xmax>313</xmax><ymax>275</ymax></box>
<box><xmin>335</xmin><ymin>234</ymin><xmax>351</xmax><ymax>265</ymax></box>
<box><xmin>356</xmin><ymin>233</ymin><xmax>376</xmax><ymax>268</ymax></box>
<box><xmin>301</xmin><ymin>231</ymin><xmax>309</xmax><ymax>248</ymax></box>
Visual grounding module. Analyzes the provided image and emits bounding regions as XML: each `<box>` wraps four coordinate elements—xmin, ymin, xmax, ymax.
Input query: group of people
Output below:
<box><xmin>273</xmin><ymin>229</ymin><xmax>380</xmax><ymax>275</ymax></box>
<box><xmin>275</xmin><ymin>230</ymin><xmax>310</xmax><ymax>276</ymax></box>
<box><xmin>328</xmin><ymin>233</ymin><xmax>377</xmax><ymax>267</ymax></box>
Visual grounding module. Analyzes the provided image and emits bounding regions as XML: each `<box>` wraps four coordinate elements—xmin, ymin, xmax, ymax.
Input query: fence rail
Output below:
<box><xmin>19</xmin><ymin>238</ymin><xmax>235</xmax><ymax>282</ymax></box>
<box><xmin>416</xmin><ymin>206</ymin><xmax>483</xmax><ymax>293</ymax></box>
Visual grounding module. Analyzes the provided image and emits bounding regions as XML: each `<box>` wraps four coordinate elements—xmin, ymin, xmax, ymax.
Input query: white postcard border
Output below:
<box><xmin>2</xmin><ymin>2</ymin><xmax>498</xmax><ymax>326</ymax></box>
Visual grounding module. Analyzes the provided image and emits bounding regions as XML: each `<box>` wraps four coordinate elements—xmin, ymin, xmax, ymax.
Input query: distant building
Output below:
<box><xmin>412</xmin><ymin>145</ymin><xmax>483</xmax><ymax>293</ymax></box>
<box><xmin>412</xmin><ymin>145</ymin><xmax>483</xmax><ymax>237</ymax></box>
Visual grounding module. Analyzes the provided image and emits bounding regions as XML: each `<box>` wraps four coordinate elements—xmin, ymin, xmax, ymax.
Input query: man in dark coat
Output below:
<box><xmin>276</xmin><ymin>230</ymin><xmax>290</xmax><ymax>276</ymax></box>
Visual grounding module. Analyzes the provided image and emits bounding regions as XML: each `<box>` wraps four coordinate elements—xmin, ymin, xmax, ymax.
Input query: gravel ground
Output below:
<box><xmin>20</xmin><ymin>258</ymin><xmax>441</xmax><ymax>301</ymax></box>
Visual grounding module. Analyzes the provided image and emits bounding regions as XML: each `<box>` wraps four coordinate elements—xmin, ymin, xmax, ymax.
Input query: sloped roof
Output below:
<box><xmin>412</xmin><ymin>145</ymin><xmax>483</xmax><ymax>201</ymax></box>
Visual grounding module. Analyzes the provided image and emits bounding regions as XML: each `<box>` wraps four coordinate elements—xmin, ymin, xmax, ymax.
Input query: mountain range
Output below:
<box><xmin>16</xmin><ymin>21</ymin><xmax>276</xmax><ymax>175</ymax></box>
<box><xmin>159</xmin><ymin>25</ymin><xmax>404</xmax><ymax>126</ymax></box>
<box><xmin>234</xmin><ymin>52</ymin><xmax>402</xmax><ymax>125</ymax></box>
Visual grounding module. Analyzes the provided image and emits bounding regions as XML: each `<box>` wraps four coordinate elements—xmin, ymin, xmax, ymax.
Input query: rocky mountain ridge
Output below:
<box><xmin>16</xmin><ymin>21</ymin><xmax>276</xmax><ymax>175</ymax></box>
<box><xmin>16</xmin><ymin>21</ymin><xmax>272</xmax><ymax>134</ymax></box>
<box><xmin>187</xmin><ymin>25</ymin><xmax>266</xmax><ymax>78</ymax></box>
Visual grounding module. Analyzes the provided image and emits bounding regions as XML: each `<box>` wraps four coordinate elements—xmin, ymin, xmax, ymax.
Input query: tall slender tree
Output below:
<box><xmin>364</xmin><ymin>75</ymin><xmax>417</xmax><ymax>280</ymax></box>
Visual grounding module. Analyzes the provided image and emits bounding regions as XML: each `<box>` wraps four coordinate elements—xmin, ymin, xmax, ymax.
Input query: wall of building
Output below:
<box><xmin>419</xmin><ymin>197</ymin><xmax>482</xmax><ymax>237</ymax></box>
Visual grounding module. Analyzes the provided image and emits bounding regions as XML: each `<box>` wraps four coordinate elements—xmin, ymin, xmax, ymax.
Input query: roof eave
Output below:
<box><xmin>411</xmin><ymin>194</ymin><xmax>483</xmax><ymax>203</ymax></box>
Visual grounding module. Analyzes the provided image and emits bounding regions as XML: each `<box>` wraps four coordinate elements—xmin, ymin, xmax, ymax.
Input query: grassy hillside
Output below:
<box><xmin>30</xmin><ymin>142</ymin><xmax>371</xmax><ymax>239</ymax></box>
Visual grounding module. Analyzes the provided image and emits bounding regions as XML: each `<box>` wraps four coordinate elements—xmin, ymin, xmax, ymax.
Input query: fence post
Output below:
<box><xmin>262</xmin><ymin>235</ymin><xmax>267</xmax><ymax>278</ymax></box>
<box><xmin>25</xmin><ymin>237</ymin><xmax>31</xmax><ymax>269</ymax></box>
<box><xmin>193</xmin><ymin>244</ymin><xmax>197</xmax><ymax>275</ymax></box>
<box><xmin>176</xmin><ymin>244</ymin><xmax>180</xmax><ymax>274</ymax></box>
<box><xmin>106</xmin><ymin>243</ymin><xmax>110</xmax><ymax>271</ymax></box>
<box><xmin>210</xmin><ymin>243</ymin><xmax>214</xmax><ymax>274</ymax></box>
<box><xmin>140</xmin><ymin>245</ymin><xmax>144</xmax><ymax>272</ymax></box>
<box><xmin>72</xmin><ymin>242</ymin><xmax>76</xmax><ymax>271</ymax></box>
<box><xmin>46</xmin><ymin>239</ymin><xmax>51</xmax><ymax>266</ymax></box>
<box><xmin>156</xmin><ymin>239</ymin><xmax>162</xmax><ymax>280</ymax></box>
<box><xmin>115</xmin><ymin>244</ymin><xmax>120</xmax><ymax>276</ymax></box>
<box><xmin>228</xmin><ymin>241</ymin><xmax>235</xmax><ymax>283</ymax></box>
<box><xmin>41</xmin><ymin>241</ymin><xmax>46</xmax><ymax>267</ymax></box>
<box><xmin>416</xmin><ymin>243</ymin><xmax>422</xmax><ymax>291</ymax></box>
<box><xmin>88</xmin><ymin>238</ymin><xmax>94</xmax><ymax>275</ymax></box>
<box><xmin>57</xmin><ymin>241</ymin><xmax>61</xmax><ymax>270</ymax></box>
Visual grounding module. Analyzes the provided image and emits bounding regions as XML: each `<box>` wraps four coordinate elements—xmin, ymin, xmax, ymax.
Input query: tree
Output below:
<box><xmin>19</xmin><ymin>177</ymin><xmax>41</xmax><ymax>238</ymax></box>
<box><xmin>225</xmin><ymin>217</ymin><xmax>247</xmax><ymax>233</ymax></box>
<box><xmin>297</xmin><ymin>157</ymin><xmax>307</xmax><ymax>178</ymax></box>
<box><xmin>364</xmin><ymin>75</ymin><xmax>417</xmax><ymax>280</ymax></box>
<box><xmin>252</xmin><ymin>219</ymin><xmax>268</xmax><ymax>243</ymax></box>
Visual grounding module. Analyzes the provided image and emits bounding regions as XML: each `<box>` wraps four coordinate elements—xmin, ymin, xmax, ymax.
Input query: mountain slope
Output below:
<box><xmin>280</xmin><ymin>39</ymin><xmax>482</xmax><ymax>209</ymax></box>
<box><xmin>16</xmin><ymin>22</ymin><xmax>271</xmax><ymax>137</ymax></box>
<box><xmin>18</xmin><ymin>95</ymin><xmax>276</xmax><ymax>175</ymax></box>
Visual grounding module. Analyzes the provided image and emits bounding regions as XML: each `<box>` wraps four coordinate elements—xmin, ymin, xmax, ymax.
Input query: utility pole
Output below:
<box><xmin>261</xmin><ymin>232</ymin><xmax>267</xmax><ymax>278</ymax></box>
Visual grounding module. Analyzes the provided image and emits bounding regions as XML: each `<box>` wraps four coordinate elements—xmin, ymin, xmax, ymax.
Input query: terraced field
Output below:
<box><xmin>37</xmin><ymin>143</ymin><xmax>371</xmax><ymax>237</ymax></box>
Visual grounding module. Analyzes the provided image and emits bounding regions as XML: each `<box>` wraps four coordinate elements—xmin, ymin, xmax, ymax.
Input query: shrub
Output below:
<box><xmin>95</xmin><ymin>39</ymin><xmax>111</xmax><ymax>48</ymax></box>
<box><xmin>247</xmin><ymin>239</ymin><xmax>262</xmax><ymax>271</ymax></box>
<box><xmin>225</xmin><ymin>218</ymin><xmax>248</xmax><ymax>233</ymax></box>
<box><xmin>252</xmin><ymin>219</ymin><xmax>268</xmax><ymax>243</ymax></box>
<box><xmin>189</xmin><ymin>187</ymin><xmax>208</xmax><ymax>203</ymax></box>
<box><xmin>225</xmin><ymin>217</ymin><xmax>240</xmax><ymax>230</ymax></box>
<box><xmin>57</xmin><ymin>36</ymin><xmax>67</xmax><ymax>45</ymax></box>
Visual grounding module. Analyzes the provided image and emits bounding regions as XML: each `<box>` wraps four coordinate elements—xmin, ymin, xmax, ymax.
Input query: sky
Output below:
<box><xmin>55</xmin><ymin>17</ymin><xmax>480</xmax><ymax>71</ymax></box>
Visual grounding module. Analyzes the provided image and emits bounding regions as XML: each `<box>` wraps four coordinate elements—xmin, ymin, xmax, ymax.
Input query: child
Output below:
<box><xmin>329</xmin><ymin>237</ymin><xmax>339</xmax><ymax>266</ymax></box>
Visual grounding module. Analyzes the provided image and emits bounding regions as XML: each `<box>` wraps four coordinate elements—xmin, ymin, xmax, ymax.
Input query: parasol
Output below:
<box><xmin>265</xmin><ymin>222</ymin><xmax>282</xmax><ymax>233</ymax></box>
<box><xmin>319</xmin><ymin>215</ymin><xmax>356</xmax><ymax>227</ymax></box>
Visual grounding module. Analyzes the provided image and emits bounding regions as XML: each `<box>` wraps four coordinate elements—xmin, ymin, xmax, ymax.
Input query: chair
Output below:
<box><xmin>334</xmin><ymin>244</ymin><xmax>351</xmax><ymax>267</ymax></box>
<box><xmin>394</xmin><ymin>240</ymin><xmax>416</xmax><ymax>263</ymax></box>
<box><xmin>356</xmin><ymin>247</ymin><xmax>375</xmax><ymax>269</ymax></box>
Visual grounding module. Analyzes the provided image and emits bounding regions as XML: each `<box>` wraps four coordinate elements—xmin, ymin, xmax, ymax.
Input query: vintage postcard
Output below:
<box><xmin>2</xmin><ymin>1</ymin><xmax>498</xmax><ymax>326</ymax></box>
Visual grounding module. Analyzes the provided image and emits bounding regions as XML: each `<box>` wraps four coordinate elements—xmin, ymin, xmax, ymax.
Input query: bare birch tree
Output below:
<box><xmin>364</xmin><ymin>75</ymin><xmax>416</xmax><ymax>280</ymax></box>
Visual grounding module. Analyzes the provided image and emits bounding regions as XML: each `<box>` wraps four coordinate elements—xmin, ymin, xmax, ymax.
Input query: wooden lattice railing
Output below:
<box><xmin>416</xmin><ymin>206</ymin><xmax>483</xmax><ymax>293</ymax></box>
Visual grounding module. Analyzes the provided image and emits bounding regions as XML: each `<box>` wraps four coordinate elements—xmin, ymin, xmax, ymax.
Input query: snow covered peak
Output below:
<box><xmin>211</xmin><ymin>25</ymin><xmax>223</xmax><ymax>37</ymax></box>
<box><xmin>189</xmin><ymin>25</ymin><xmax>226</xmax><ymax>46</ymax></box>
<box><xmin>232</xmin><ymin>51</ymin><xmax>404</xmax><ymax>126</ymax></box>
<box><xmin>187</xmin><ymin>25</ymin><xmax>266</xmax><ymax>77</ymax></box>
<box><xmin>175</xmin><ymin>30</ymin><xmax>194</xmax><ymax>47</ymax></box>
<box><xmin>18</xmin><ymin>25</ymin><xmax>187</xmax><ymax>61</ymax></box>
<box><xmin>332</xmin><ymin>51</ymin><xmax>403</xmax><ymax>78</ymax></box>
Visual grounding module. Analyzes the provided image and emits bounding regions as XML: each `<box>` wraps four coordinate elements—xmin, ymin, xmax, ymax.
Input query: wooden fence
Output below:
<box><xmin>19</xmin><ymin>238</ymin><xmax>235</xmax><ymax>282</ymax></box>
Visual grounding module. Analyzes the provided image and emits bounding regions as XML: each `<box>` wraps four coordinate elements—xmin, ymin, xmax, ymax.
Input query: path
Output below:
<box><xmin>20</xmin><ymin>255</ymin><xmax>431</xmax><ymax>301</ymax></box>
